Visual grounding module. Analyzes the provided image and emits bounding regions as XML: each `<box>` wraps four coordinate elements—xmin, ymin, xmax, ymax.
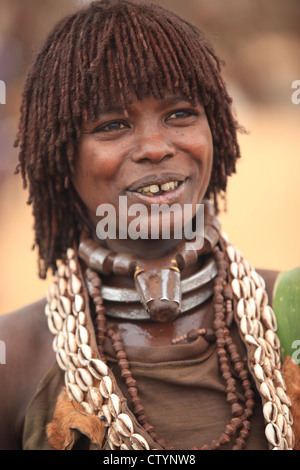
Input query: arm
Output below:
<box><xmin>0</xmin><ymin>299</ymin><xmax>55</xmax><ymax>449</ymax></box>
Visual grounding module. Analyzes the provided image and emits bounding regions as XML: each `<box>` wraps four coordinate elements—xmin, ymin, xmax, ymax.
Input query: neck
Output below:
<box><xmin>96</xmin><ymin>236</ymin><xmax>188</xmax><ymax>260</ymax></box>
<box><xmin>88</xmin><ymin>199</ymin><xmax>215</xmax><ymax>260</ymax></box>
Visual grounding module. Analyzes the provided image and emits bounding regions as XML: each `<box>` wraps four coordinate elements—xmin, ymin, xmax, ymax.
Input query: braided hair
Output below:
<box><xmin>15</xmin><ymin>0</ymin><xmax>242</xmax><ymax>278</ymax></box>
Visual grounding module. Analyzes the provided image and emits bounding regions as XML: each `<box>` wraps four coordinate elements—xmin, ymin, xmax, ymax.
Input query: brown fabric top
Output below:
<box><xmin>22</xmin><ymin>363</ymin><xmax>64</xmax><ymax>450</ymax></box>
<box><xmin>105</xmin><ymin>330</ymin><xmax>268</xmax><ymax>450</ymax></box>
<box><xmin>22</xmin><ymin>324</ymin><xmax>268</xmax><ymax>450</ymax></box>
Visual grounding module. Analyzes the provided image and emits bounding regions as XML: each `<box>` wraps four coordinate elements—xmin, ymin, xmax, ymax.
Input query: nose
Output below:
<box><xmin>130</xmin><ymin>127</ymin><xmax>175</xmax><ymax>164</ymax></box>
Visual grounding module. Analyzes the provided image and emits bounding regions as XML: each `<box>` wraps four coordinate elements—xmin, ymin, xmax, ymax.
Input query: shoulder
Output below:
<box><xmin>0</xmin><ymin>298</ymin><xmax>55</xmax><ymax>372</ymax></box>
<box><xmin>1</xmin><ymin>297</ymin><xmax>49</xmax><ymax>342</ymax></box>
<box><xmin>0</xmin><ymin>298</ymin><xmax>56</xmax><ymax>449</ymax></box>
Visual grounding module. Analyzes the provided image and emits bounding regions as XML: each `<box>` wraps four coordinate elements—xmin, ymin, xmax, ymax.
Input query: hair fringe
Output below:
<box><xmin>15</xmin><ymin>0</ymin><xmax>241</xmax><ymax>278</ymax></box>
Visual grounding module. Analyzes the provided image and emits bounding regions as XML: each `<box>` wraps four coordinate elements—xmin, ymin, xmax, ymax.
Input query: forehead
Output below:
<box><xmin>75</xmin><ymin>11</ymin><xmax>211</xmax><ymax>123</ymax></box>
<box><xmin>87</xmin><ymin>92</ymin><xmax>198</xmax><ymax>119</ymax></box>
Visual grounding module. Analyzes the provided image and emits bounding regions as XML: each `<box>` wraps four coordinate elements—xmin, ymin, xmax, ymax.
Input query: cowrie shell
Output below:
<box><xmin>282</xmin><ymin>404</ymin><xmax>293</xmax><ymax>425</ymax></box>
<box><xmin>79</xmin><ymin>344</ymin><xmax>92</xmax><ymax>361</ymax></box>
<box><xmin>88</xmin><ymin>358</ymin><xmax>109</xmax><ymax>379</ymax></box>
<box><xmin>285</xmin><ymin>424</ymin><xmax>295</xmax><ymax>448</ymax></box>
<box><xmin>276</xmin><ymin>387</ymin><xmax>291</xmax><ymax>407</ymax></box>
<box><xmin>254</xmin><ymin>345</ymin><xmax>265</xmax><ymax>364</ymax></box>
<box><xmin>130</xmin><ymin>433</ymin><xmax>150</xmax><ymax>450</ymax></box>
<box><xmin>66</xmin><ymin>248</ymin><xmax>75</xmax><ymax>259</ymax></box>
<box><xmin>250</xmin><ymin>269</ymin><xmax>263</xmax><ymax>288</ymax></box>
<box><xmin>74</xmin><ymin>294</ymin><xmax>85</xmax><ymax>313</ymax></box>
<box><xmin>87</xmin><ymin>387</ymin><xmax>103</xmax><ymax>410</ymax></box>
<box><xmin>69</xmin><ymin>352</ymin><xmax>81</xmax><ymax>369</ymax></box>
<box><xmin>226</xmin><ymin>245</ymin><xmax>236</xmax><ymax>262</ymax></box>
<box><xmin>71</xmin><ymin>274</ymin><xmax>82</xmax><ymax>295</ymax></box>
<box><xmin>108</xmin><ymin>393</ymin><xmax>122</xmax><ymax>417</ymax></box>
<box><xmin>115</xmin><ymin>413</ymin><xmax>134</xmax><ymax>437</ymax></box>
<box><xmin>237</xmin><ymin>299</ymin><xmax>246</xmax><ymax>319</ymax></box>
<box><xmin>75</xmin><ymin>368</ymin><xmax>94</xmax><ymax>391</ymax></box>
<box><xmin>263</xmin><ymin>401</ymin><xmax>278</xmax><ymax>423</ymax></box>
<box><xmin>48</xmin><ymin>315</ymin><xmax>59</xmax><ymax>335</ymax></box>
<box><xmin>67</xmin><ymin>332</ymin><xmax>78</xmax><ymax>354</ymax></box>
<box><xmin>58</xmin><ymin>277</ymin><xmax>68</xmax><ymax>296</ymax></box>
<box><xmin>245</xmin><ymin>334</ymin><xmax>259</xmax><ymax>347</ymax></box>
<box><xmin>265</xmin><ymin>329</ymin><xmax>280</xmax><ymax>350</ymax></box>
<box><xmin>108</xmin><ymin>427</ymin><xmax>122</xmax><ymax>447</ymax></box>
<box><xmin>253</xmin><ymin>363</ymin><xmax>265</xmax><ymax>382</ymax></box>
<box><xmin>67</xmin><ymin>383</ymin><xmax>84</xmax><ymax>403</ymax></box>
<box><xmin>262</xmin><ymin>306</ymin><xmax>277</xmax><ymax>331</ymax></box>
<box><xmin>76</xmin><ymin>325</ymin><xmax>89</xmax><ymax>345</ymax></box>
<box><xmin>60</xmin><ymin>295</ymin><xmax>72</xmax><ymax>316</ymax></box>
<box><xmin>57</xmin><ymin>263</ymin><xmax>66</xmax><ymax>278</ymax></box>
<box><xmin>230</xmin><ymin>262</ymin><xmax>239</xmax><ymax>279</ymax></box>
<box><xmin>232</xmin><ymin>279</ymin><xmax>241</xmax><ymax>299</ymax></box>
<box><xmin>265</xmin><ymin>422</ymin><xmax>282</xmax><ymax>447</ymax></box>
<box><xmin>99</xmin><ymin>376</ymin><xmax>114</xmax><ymax>398</ymax></box>
<box><xmin>260</xmin><ymin>382</ymin><xmax>275</xmax><ymax>401</ymax></box>
<box><xmin>81</xmin><ymin>401</ymin><xmax>95</xmax><ymax>415</ymax></box>
<box><xmin>100</xmin><ymin>404</ymin><xmax>112</xmax><ymax>427</ymax></box>
<box><xmin>77</xmin><ymin>311</ymin><xmax>86</xmax><ymax>326</ymax></box>
<box><xmin>66</xmin><ymin>315</ymin><xmax>76</xmax><ymax>333</ymax></box>
<box><xmin>240</xmin><ymin>316</ymin><xmax>254</xmax><ymax>336</ymax></box>
<box><xmin>273</xmin><ymin>369</ymin><xmax>286</xmax><ymax>391</ymax></box>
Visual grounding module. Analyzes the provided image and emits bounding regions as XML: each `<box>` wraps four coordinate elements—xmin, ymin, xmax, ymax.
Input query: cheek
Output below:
<box><xmin>204</xmin><ymin>131</ymin><xmax>214</xmax><ymax>174</ymax></box>
<box><xmin>201</xmin><ymin>121</ymin><xmax>213</xmax><ymax>158</ymax></box>
<box><xmin>73</xmin><ymin>141</ymin><xmax>120</xmax><ymax>192</ymax></box>
<box><xmin>190</xmin><ymin>124</ymin><xmax>214</xmax><ymax>172</ymax></box>
<box><xmin>71</xmin><ymin>142</ymin><xmax>104</xmax><ymax>215</ymax></box>
<box><xmin>71</xmin><ymin>140</ymin><xmax>127</xmax><ymax>227</ymax></box>
<box><xmin>189</xmin><ymin>125</ymin><xmax>214</xmax><ymax>201</ymax></box>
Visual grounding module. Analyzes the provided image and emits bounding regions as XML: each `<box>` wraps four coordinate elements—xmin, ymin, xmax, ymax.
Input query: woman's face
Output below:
<box><xmin>72</xmin><ymin>93</ymin><xmax>213</xmax><ymax>252</ymax></box>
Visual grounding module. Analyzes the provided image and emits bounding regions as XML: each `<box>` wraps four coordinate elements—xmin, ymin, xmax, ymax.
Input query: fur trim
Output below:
<box><xmin>46</xmin><ymin>387</ymin><xmax>105</xmax><ymax>450</ymax></box>
<box><xmin>282</xmin><ymin>356</ymin><xmax>300</xmax><ymax>450</ymax></box>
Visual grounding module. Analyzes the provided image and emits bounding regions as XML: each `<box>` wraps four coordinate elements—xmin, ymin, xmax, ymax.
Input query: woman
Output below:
<box><xmin>0</xmin><ymin>0</ymin><xmax>298</xmax><ymax>450</ymax></box>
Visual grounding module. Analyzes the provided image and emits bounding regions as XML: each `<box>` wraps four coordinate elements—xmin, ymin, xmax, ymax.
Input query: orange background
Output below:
<box><xmin>0</xmin><ymin>0</ymin><xmax>299</xmax><ymax>316</ymax></box>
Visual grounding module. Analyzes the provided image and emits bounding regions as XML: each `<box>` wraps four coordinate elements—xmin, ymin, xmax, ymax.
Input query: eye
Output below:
<box><xmin>94</xmin><ymin>120</ymin><xmax>129</xmax><ymax>133</ymax></box>
<box><xmin>167</xmin><ymin>109</ymin><xmax>196</xmax><ymax>121</ymax></box>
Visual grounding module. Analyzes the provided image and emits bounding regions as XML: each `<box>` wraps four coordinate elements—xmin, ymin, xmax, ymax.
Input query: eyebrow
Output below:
<box><xmin>95</xmin><ymin>105</ymin><xmax>125</xmax><ymax>117</ymax></box>
<box><xmin>90</xmin><ymin>94</ymin><xmax>195</xmax><ymax>122</ymax></box>
<box><xmin>159</xmin><ymin>94</ymin><xmax>193</xmax><ymax>106</ymax></box>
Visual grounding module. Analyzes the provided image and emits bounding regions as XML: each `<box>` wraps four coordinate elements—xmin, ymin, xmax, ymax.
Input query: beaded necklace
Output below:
<box><xmin>45</xmin><ymin>233</ymin><xmax>295</xmax><ymax>450</ymax></box>
<box><xmin>92</xmin><ymin>242</ymin><xmax>255</xmax><ymax>450</ymax></box>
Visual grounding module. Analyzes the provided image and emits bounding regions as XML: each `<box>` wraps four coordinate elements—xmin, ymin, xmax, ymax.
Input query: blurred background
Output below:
<box><xmin>0</xmin><ymin>0</ymin><xmax>299</xmax><ymax>315</ymax></box>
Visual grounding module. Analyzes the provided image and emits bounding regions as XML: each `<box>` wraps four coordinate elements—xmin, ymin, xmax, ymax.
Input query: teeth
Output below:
<box><xmin>149</xmin><ymin>185</ymin><xmax>160</xmax><ymax>193</ymax></box>
<box><xmin>136</xmin><ymin>180</ymin><xmax>179</xmax><ymax>194</ymax></box>
<box><xmin>161</xmin><ymin>181</ymin><xmax>176</xmax><ymax>191</ymax></box>
<box><xmin>137</xmin><ymin>185</ymin><xmax>149</xmax><ymax>193</ymax></box>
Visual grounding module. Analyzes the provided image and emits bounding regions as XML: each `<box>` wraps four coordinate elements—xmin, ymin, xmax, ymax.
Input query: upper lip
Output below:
<box><xmin>127</xmin><ymin>173</ymin><xmax>187</xmax><ymax>192</ymax></box>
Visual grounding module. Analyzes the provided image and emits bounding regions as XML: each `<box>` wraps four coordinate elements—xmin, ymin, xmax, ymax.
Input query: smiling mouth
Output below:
<box><xmin>127</xmin><ymin>173</ymin><xmax>187</xmax><ymax>197</ymax></box>
<box><xmin>135</xmin><ymin>180</ymin><xmax>182</xmax><ymax>196</ymax></box>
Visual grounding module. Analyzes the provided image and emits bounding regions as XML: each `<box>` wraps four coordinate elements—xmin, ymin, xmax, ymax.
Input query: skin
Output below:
<box><xmin>72</xmin><ymin>93</ymin><xmax>213</xmax><ymax>258</ymax></box>
<box><xmin>0</xmin><ymin>93</ymin><xmax>280</xmax><ymax>449</ymax></box>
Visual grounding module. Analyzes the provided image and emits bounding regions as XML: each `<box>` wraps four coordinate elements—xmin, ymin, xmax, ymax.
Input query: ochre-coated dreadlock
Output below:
<box><xmin>15</xmin><ymin>0</ymin><xmax>242</xmax><ymax>279</ymax></box>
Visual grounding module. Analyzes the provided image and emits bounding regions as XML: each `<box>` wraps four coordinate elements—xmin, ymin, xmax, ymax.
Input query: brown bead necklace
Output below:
<box><xmin>85</xmin><ymin>238</ymin><xmax>256</xmax><ymax>450</ymax></box>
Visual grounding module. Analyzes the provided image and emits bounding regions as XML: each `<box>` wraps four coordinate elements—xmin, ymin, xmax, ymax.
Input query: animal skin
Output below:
<box><xmin>46</xmin><ymin>387</ymin><xmax>105</xmax><ymax>450</ymax></box>
<box><xmin>282</xmin><ymin>356</ymin><xmax>300</xmax><ymax>449</ymax></box>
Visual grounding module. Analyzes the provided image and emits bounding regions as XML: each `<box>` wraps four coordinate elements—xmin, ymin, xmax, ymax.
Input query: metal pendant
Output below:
<box><xmin>134</xmin><ymin>261</ymin><xmax>182</xmax><ymax>322</ymax></box>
